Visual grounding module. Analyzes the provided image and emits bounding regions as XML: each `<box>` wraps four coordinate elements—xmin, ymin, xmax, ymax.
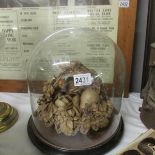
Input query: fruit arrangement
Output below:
<box><xmin>37</xmin><ymin>61</ymin><xmax>113</xmax><ymax>136</ymax></box>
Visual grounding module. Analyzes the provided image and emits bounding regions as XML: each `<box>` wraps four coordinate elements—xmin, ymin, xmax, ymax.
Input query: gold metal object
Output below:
<box><xmin>0</xmin><ymin>102</ymin><xmax>18</xmax><ymax>133</ymax></box>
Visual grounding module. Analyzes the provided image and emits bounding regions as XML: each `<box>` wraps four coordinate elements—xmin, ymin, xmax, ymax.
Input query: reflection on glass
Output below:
<box><xmin>75</xmin><ymin>0</ymin><xmax>111</xmax><ymax>6</ymax></box>
<box><xmin>0</xmin><ymin>0</ymin><xmax>39</xmax><ymax>7</ymax></box>
<box><xmin>0</xmin><ymin>0</ymin><xmax>68</xmax><ymax>8</ymax></box>
<box><xmin>0</xmin><ymin>0</ymin><xmax>111</xmax><ymax>8</ymax></box>
<box><xmin>49</xmin><ymin>0</ymin><xmax>68</xmax><ymax>6</ymax></box>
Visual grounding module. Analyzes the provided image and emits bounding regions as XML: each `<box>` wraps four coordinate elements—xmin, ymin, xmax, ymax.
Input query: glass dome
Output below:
<box><xmin>27</xmin><ymin>28</ymin><xmax>125</xmax><ymax>153</ymax></box>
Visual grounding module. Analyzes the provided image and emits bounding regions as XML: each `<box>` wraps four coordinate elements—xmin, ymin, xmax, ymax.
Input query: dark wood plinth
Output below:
<box><xmin>27</xmin><ymin>116</ymin><xmax>124</xmax><ymax>155</ymax></box>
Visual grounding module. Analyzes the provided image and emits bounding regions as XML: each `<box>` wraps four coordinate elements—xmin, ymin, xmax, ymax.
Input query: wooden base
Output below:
<box><xmin>27</xmin><ymin>116</ymin><xmax>124</xmax><ymax>155</ymax></box>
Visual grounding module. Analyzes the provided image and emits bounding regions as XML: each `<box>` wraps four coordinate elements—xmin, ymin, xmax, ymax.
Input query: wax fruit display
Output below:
<box><xmin>37</xmin><ymin>61</ymin><xmax>113</xmax><ymax>136</ymax></box>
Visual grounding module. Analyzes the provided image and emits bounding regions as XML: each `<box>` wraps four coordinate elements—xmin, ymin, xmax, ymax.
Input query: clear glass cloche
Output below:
<box><xmin>27</xmin><ymin>28</ymin><xmax>125</xmax><ymax>152</ymax></box>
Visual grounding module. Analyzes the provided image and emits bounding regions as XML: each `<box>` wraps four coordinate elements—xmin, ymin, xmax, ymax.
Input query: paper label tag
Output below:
<box><xmin>73</xmin><ymin>73</ymin><xmax>92</xmax><ymax>86</ymax></box>
<box><xmin>53</xmin><ymin>56</ymin><xmax>70</xmax><ymax>66</ymax></box>
<box><xmin>118</xmin><ymin>0</ymin><xmax>129</xmax><ymax>8</ymax></box>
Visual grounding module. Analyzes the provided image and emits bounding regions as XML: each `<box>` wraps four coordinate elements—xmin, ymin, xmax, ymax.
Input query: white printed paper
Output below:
<box><xmin>0</xmin><ymin>0</ymin><xmax>119</xmax><ymax>83</ymax></box>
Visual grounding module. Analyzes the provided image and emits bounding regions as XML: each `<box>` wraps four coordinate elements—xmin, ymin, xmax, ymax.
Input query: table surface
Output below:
<box><xmin>0</xmin><ymin>93</ymin><xmax>148</xmax><ymax>155</ymax></box>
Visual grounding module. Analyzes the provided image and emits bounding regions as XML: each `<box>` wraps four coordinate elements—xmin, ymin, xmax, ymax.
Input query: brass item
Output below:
<box><xmin>0</xmin><ymin>102</ymin><xmax>18</xmax><ymax>133</ymax></box>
